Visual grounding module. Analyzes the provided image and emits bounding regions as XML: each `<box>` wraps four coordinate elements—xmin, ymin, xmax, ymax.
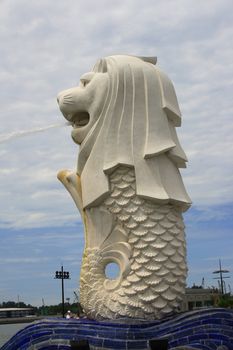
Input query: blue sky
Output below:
<box><xmin>0</xmin><ymin>0</ymin><xmax>233</xmax><ymax>306</ymax></box>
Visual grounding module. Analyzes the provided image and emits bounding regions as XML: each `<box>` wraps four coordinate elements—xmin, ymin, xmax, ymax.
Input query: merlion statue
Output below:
<box><xmin>57</xmin><ymin>55</ymin><xmax>191</xmax><ymax>320</ymax></box>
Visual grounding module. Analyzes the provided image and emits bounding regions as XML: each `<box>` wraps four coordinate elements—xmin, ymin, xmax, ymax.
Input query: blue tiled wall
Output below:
<box><xmin>1</xmin><ymin>308</ymin><xmax>233</xmax><ymax>350</ymax></box>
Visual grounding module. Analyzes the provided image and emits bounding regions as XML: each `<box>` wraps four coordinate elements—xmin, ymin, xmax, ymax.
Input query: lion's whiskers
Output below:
<box><xmin>62</xmin><ymin>95</ymin><xmax>76</xmax><ymax>105</ymax></box>
<box><xmin>63</xmin><ymin>100</ymin><xmax>75</xmax><ymax>105</ymax></box>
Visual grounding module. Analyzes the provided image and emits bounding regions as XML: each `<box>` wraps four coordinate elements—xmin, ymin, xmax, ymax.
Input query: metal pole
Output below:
<box><xmin>213</xmin><ymin>259</ymin><xmax>230</xmax><ymax>296</ymax></box>
<box><xmin>219</xmin><ymin>259</ymin><xmax>224</xmax><ymax>295</ymax></box>
<box><xmin>55</xmin><ymin>266</ymin><xmax>70</xmax><ymax>318</ymax></box>
<box><xmin>61</xmin><ymin>265</ymin><xmax>65</xmax><ymax>318</ymax></box>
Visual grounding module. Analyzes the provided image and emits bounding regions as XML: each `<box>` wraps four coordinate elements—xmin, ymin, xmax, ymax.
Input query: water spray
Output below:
<box><xmin>0</xmin><ymin>122</ymin><xmax>71</xmax><ymax>144</ymax></box>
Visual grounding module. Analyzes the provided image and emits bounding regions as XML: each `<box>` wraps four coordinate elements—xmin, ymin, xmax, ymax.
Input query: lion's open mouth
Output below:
<box><xmin>71</xmin><ymin>111</ymin><xmax>90</xmax><ymax>128</ymax></box>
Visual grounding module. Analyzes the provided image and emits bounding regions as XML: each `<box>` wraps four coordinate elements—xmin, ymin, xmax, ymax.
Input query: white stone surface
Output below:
<box><xmin>57</xmin><ymin>55</ymin><xmax>191</xmax><ymax>320</ymax></box>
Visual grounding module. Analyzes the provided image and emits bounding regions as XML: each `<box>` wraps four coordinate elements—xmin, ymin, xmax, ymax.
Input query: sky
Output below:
<box><xmin>0</xmin><ymin>0</ymin><xmax>233</xmax><ymax>307</ymax></box>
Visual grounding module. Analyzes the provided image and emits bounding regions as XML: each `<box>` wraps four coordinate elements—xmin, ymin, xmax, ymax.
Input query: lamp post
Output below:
<box><xmin>54</xmin><ymin>265</ymin><xmax>70</xmax><ymax>318</ymax></box>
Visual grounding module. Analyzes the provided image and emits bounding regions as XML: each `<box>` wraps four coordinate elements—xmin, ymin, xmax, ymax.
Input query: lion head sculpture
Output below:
<box><xmin>57</xmin><ymin>55</ymin><xmax>191</xmax><ymax>210</ymax></box>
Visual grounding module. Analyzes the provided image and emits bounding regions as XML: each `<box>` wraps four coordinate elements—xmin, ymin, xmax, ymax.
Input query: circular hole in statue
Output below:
<box><xmin>105</xmin><ymin>262</ymin><xmax>120</xmax><ymax>280</ymax></box>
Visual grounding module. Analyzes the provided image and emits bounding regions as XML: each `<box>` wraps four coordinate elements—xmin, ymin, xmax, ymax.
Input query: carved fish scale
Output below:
<box><xmin>80</xmin><ymin>166</ymin><xmax>187</xmax><ymax>320</ymax></box>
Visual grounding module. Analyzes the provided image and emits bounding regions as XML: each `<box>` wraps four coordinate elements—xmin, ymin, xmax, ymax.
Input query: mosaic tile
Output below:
<box><xmin>1</xmin><ymin>308</ymin><xmax>233</xmax><ymax>350</ymax></box>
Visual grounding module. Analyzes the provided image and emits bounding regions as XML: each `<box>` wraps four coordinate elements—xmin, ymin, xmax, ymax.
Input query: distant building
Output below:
<box><xmin>181</xmin><ymin>287</ymin><xmax>220</xmax><ymax>311</ymax></box>
<box><xmin>0</xmin><ymin>307</ymin><xmax>35</xmax><ymax>318</ymax></box>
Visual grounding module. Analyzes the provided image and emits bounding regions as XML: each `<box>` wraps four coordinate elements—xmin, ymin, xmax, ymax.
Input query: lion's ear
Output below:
<box><xmin>136</xmin><ymin>56</ymin><xmax>157</xmax><ymax>65</ymax></box>
<box><xmin>94</xmin><ymin>58</ymin><xmax>108</xmax><ymax>73</ymax></box>
<box><xmin>156</xmin><ymin>68</ymin><xmax>181</xmax><ymax>127</ymax></box>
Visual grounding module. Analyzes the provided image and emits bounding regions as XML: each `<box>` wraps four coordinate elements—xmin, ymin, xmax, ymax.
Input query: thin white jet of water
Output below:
<box><xmin>0</xmin><ymin>122</ymin><xmax>70</xmax><ymax>144</ymax></box>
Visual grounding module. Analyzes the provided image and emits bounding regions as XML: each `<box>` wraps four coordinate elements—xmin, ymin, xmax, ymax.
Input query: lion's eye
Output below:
<box><xmin>80</xmin><ymin>72</ymin><xmax>95</xmax><ymax>88</ymax></box>
<box><xmin>81</xmin><ymin>79</ymin><xmax>89</xmax><ymax>87</ymax></box>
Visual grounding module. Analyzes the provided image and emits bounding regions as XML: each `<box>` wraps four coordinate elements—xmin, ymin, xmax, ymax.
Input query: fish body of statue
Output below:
<box><xmin>57</xmin><ymin>55</ymin><xmax>191</xmax><ymax>320</ymax></box>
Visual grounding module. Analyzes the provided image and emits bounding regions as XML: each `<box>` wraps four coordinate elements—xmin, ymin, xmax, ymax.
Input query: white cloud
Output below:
<box><xmin>205</xmin><ymin>256</ymin><xmax>233</xmax><ymax>262</ymax></box>
<box><xmin>0</xmin><ymin>257</ymin><xmax>51</xmax><ymax>264</ymax></box>
<box><xmin>0</xmin><ymin>0</ymin><xmax>232</xmax><ymax>227</ymax></box>
<box><xmin>0</xmin><ymin>168</ymin><xmax>17</xmax><ymax>175</ymax></box>
<box><xmin>0</xmin><ymin>210</ymin><xmax>79</xmax><ymax>229</ymax></box>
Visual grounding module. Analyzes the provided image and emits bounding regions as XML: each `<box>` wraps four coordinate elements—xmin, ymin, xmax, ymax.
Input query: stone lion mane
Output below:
<box><xmin>78</xmin><ymin>55</ymin><xmax>191</xmax><ymax>210</ymax></box>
